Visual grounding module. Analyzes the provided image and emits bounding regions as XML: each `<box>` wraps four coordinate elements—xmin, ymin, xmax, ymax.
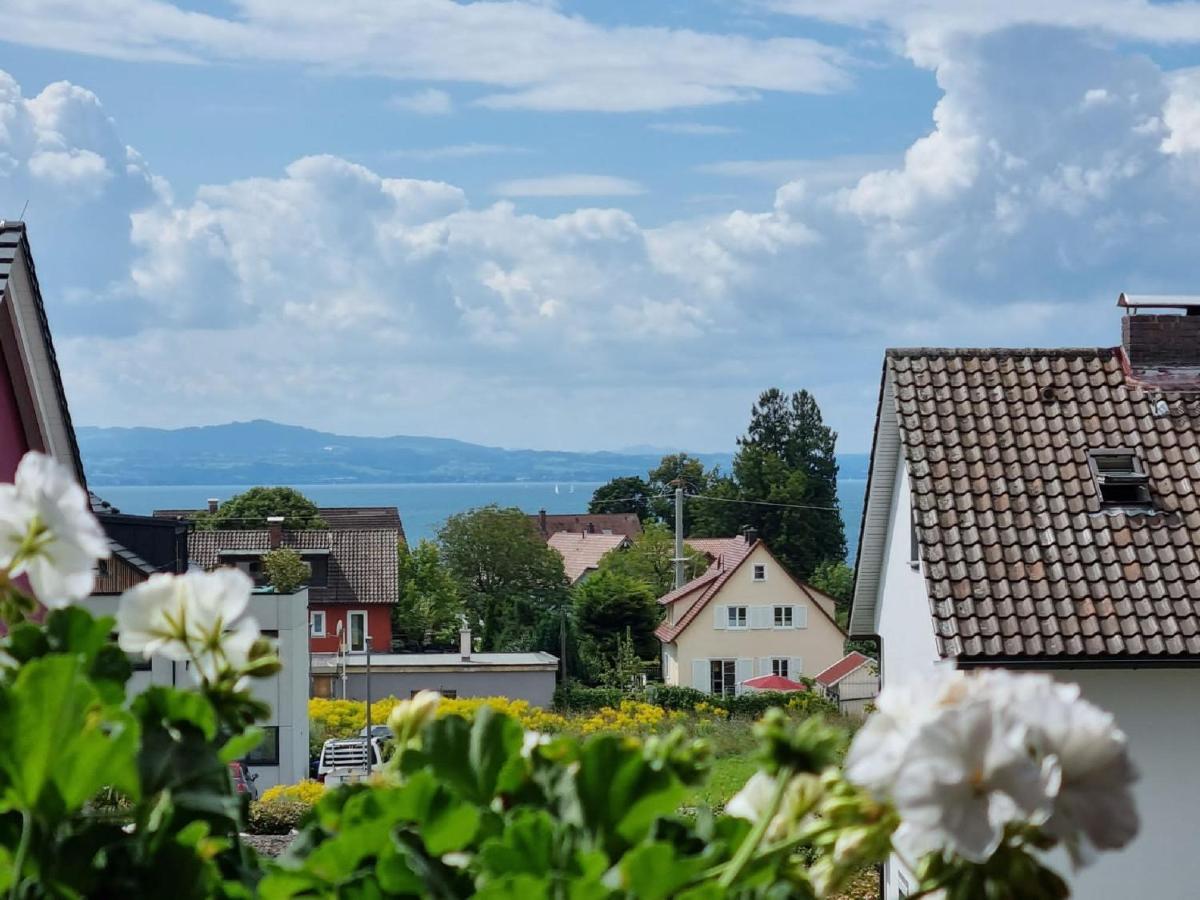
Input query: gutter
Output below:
<box><xmin>955</xmin><ymin>655</ymin><xmax>1200</xmax><ymax>671</ymax></box>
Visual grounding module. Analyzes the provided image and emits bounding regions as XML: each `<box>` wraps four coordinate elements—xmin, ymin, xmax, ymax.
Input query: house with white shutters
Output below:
<box><xmin>655</xmin><ymin>538</ymin><xmax>846</xmax><ymax>695</ymax></box>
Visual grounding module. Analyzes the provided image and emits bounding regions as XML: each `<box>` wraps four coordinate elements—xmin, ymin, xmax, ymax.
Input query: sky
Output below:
<box><xmin>5</xmin><ymin>3</ymin><xmax>1200</xmax><ymax>454</ymax></box>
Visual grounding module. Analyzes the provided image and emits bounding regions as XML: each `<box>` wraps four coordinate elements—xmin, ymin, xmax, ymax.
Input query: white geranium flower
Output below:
<box><xmin>725</xmin><ymin>771</ymin><xmax>811</xmax><ymax>841</ymax></box>
<box><xmin>0</xmin><ymin>452</ymin><xmax>108</xmax><ymax>606</ymax></box>
<box><xmin>890</xmin><ymin>700</ymin><xmax>1059</xmax><ymax>863</ymax></box>
<box><xmin>192</xmin><ymin>616</ymin><xmax>262</xmax><ymax>686</ymax></box>
<box><xmin>118</xmin><ymin>568</ymin><xmax>255</xmax><ymax>678</ymax></box>
<box><xmin>117</xmin><ymin>572</ymin><xmax>196</xmax><ymax>660</ymax></box>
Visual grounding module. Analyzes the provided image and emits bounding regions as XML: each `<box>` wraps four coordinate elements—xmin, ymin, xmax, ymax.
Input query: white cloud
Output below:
<box><xmin>13</xmin><ymin>27</ymin><xmax>1200</xmax><ymax>451</ymax></box>
<box><xmin>389</xmin><ymin>143</ymin><xmax>527</xmax><ymax>161</ymax></box>
<box><xmin>389</xmin><ymin>88</ymin><xmax>453</xmax><ymax>115</ymax></box>
<box><xmin>1</xmin><ymin>0</ymin><xmax>848</xmax><ymax>114</ymax></box>
<box><xmin>492</xmin><ymin>175</ymin><xmax>646</xmax><ymax>197</ymax></box>
<box><xmin>696</xmin><ymin>155</ymin><xmax>891</xmax><ymax>186</ymax></box>
<box><xmin>649</xmin><ymin>122</ymin><xmax>740</xmax><ymax>136</ymax></box>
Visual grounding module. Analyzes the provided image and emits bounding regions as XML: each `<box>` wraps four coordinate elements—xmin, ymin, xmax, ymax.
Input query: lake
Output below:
<box><xmin>96</xmin><ymin>479</ymin><xmax>868</xmax><ymax>561</ymax></box>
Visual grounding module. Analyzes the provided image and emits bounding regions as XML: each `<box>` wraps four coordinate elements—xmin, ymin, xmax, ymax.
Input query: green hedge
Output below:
<box><xmin>556</xmin><ymin>680</ymin><xmax>839</xmax><ymax>719</ymax></box>
<box><xmin>248</xmin><ymin>798</ymin><xmax>311</xmax><ymax>835</ymax></box>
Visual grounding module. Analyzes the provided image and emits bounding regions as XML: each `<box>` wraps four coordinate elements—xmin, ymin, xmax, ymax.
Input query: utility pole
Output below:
<box><xmin>674</xmin><ymin>483</ymin><xmax>685</xmax><ymax>590</ymax></box>
<box><xmin>364</xmin><ymin>633</ymin><xmax>373</xmax><ymax>774</ymax></box>
<box><xmin>559</xmin><ymin>602</ymin><xmax>567</xmax><ymax>680</ymax></box>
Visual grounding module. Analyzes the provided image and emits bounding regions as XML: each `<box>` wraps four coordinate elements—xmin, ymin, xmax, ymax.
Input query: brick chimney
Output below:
<box><xmin>266</xmin><ymin>515</ymin><xmax>284</xmax><ymax>549</ymax></box>
<box><xmin>207</xmin><ymin>498</ymin><xmax>220</xmax><ymax>514</ymax></box>
<box><xmin>538</xmin><ymin>508</ymin><xmax>547</xmax><ymax>536</ymax></box>
<box><xmin>1119</xmin><ymin>293</ymin><xmax>1200</xmax><ymax>375</ymax></box>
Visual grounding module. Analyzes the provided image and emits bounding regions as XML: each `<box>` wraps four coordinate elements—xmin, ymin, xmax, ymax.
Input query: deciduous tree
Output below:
<box><xmin>197</xmin><ymin>486</ymin><xmax>327</xmax><ymax>531</ymax></box>
<box><xmin>437</xmin><ymin>505</ymin><xmax>568</xmax><ymax>651</ymax></box>
<box><xmin>393</xmin><ymin>540</ymin><xmax>464</xmax><ymax>651</ymax></box>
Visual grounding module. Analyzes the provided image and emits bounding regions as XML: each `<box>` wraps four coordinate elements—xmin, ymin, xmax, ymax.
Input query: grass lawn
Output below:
<box><xmin>686</xmin><ymin>753</ymin><xmax>760</xmax><ymax>809</ymax></box>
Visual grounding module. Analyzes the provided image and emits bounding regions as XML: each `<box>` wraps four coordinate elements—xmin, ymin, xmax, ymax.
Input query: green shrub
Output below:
<box><xmin>553</xmin><ymin>680</ymin><xmax>625</xmax><ymax>711</ymax></box>
<box><xmin>248</xmin><ymin>798</ymin><xmax>311</xmax><ymax>835</ymax></box>
<box><xmin>645</xmin><ymin>683</ymin><xmax>708</xmax><ymax>710</ymax></box>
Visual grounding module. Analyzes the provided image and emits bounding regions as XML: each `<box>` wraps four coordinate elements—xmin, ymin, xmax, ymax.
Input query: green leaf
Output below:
<box><xmin>617</xmin><ymin>842</ymin><xmax>705</xmax><ymax>900</ymax></box>
<box><xmin>424</xmin><ymin>709</ymin><xmax>524</xmax><ymax>805</ymax></box>
<box><xmin>571</xmin><ymin>736</ymin><xmax>684</xmax><ymax>850</ymax></box>
<box><xmin>219</xmin><ymin>727</ymin><xmax>264</xmax><ymax>764</ymax></box>
<box><xmin>132</xmin><ymin>686</ymin><xmax>218</xmax><ymax>741</ymax></box>
<box><xmin>423</xmin><ymin>797</ymin><xmax>480</xmax><ymax>856</ymax></box>
<box><xmin>479</xmin><ymin>809</ymin><xmax>556</xmax><ymax>877</ymax></box>
<box><xmin>0</xmin><ymin>655</ymin><xmax>139</xmax><ymax>813</ymax></box>
<box><xmin>475</xmin><ymin>873</ymin><xmax>550</xmax><ymax>900</ymax></box>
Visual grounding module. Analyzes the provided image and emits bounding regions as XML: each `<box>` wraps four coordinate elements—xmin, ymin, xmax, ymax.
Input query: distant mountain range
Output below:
<box><xmin>76</xmin><ymin>419</ymin><xmax>870</xmax><ymax>486</ymax></box>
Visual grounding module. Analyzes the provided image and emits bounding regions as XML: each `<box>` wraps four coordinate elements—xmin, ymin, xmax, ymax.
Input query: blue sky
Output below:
<box><xmin>4</xmin><ymin>2</ymin><xmax>1200</xmax><ymax>454</ymax></box>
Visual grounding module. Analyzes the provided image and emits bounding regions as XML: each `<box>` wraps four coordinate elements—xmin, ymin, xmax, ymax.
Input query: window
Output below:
<box><xmin>348</xmin><ymin>611</ymin><xmax>367</xmax><ymax>652</ymax></box>
<box><xmin>752</xmin><ymin>564</ymin><xmax>766</xmax><ymax>582</ymax></box>
<box><xmin>773</xmin><ymin>606</ymin><xmax>793</xmax><ymax>628</ymax></box>
<box><xmin>311</xmin><ymin>674</ymin><xmax>335</xmax><ymax>698</ymax></box>
<box><xmin>412</xmin><ymin>688</ymin><xmax>457</xmax><ymax>699</ymax></box>
<box><xmin>1088</xmin><ymin>449</ymin><xmax>1153</xmax><ymax>509</ymax></box>
<box><xmin>306</xmin><ymin>556</ymin><xmax>329</xmax><ymax>587</ymax></box>
<box><xmin>710</xmin><ymin>659</ymin><xmax>736</xmax><ymax>696</ymax></box>
<box><xmin>310</xmin><ymin>610</ymin><xmax>326</xmax><ymax>637</ymax></box>
<box><xmin>726</xmin><ymin>606</ymin><xmax>748</xmax><ymax>629</ymax></box>
<box><xmin>771</xmin><ymin>658</ymin><xmax>789</xmax><ymax>678</ymax></box>
<box><xmin>244</xmin><ymin>726</ymin><xmax>279</xmax><ymax>766</ymax></box>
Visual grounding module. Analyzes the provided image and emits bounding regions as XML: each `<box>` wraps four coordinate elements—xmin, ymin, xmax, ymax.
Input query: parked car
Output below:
<box><xmin>359</xmin><ymin>724</ymin><xmax>392</xmax><ymax>739</ymax></box>
<box><xmin>316</xmin><ymin>737</ymin><xmax>386</xmax><ymax>787</ymax></box>
<box><xmin>228</xmin><ymin>761</ymin><xmax>259</xmax><ymax>799</ymax></box>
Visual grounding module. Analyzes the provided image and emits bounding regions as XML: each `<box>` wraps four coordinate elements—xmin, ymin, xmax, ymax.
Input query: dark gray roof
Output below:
<box><xmin>189</xmin><ymin>529</ymin><xmax>401</xmax><ymax>605</ymax></box>
<box><xmin>154</xmin><ymin>505</ymin><xmax>406</xmax><ymax>542</ymax></box>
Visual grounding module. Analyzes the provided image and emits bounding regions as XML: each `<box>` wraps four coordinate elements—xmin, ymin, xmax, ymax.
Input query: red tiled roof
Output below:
<box><xmin>742</xmin><ymin>673</ymin><xmax>808</xmax><ymax>691</ymax></box>
<box><xmin>814</xmin><ymin>652</ymin><xmax>874</xmax><ymax>687</ymax></box>
<box><xmin>531</xmin><ymin>512</ymin><xmax>642</xmax><ymax>539</ymax></box>
<box><xmin>685</xmin><ymin>536</ymin><xmax>751</xmax><ymax>566</ymax></box>
<box><xmin>547</xmin><ymin>531</ymin><xmax>629</xmax><ymax>582</ymax></box>
<box><xmin>884</xmin><ymin>347</ymin><xmax>1200</xmax><ymax>661</ymax></box>
<box><xmin>188</xmin><ymin>529</ymin><xmax>400</xmax><ymax>605</ymax></box>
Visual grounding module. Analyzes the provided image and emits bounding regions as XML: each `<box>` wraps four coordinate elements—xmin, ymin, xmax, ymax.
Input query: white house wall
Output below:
<box><xmin>876</xmin><ymin>457</ymin><xmax>942</xmax><ymax>687</ymax></box>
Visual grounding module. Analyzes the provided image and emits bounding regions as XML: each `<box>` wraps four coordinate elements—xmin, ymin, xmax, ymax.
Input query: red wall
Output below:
<box><xmin>309</xmin><ymin>604</ymin><xmax>393</xmax><ymax>653</ymax></box>
<box><xmin>0</xmin><ymin>362</ymin><xmax>30</xmax><ymax>481</ymax></box>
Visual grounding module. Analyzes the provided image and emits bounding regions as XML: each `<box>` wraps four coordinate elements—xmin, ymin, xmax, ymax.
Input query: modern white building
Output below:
<box><xmin>91</xmin><ymin>586</ymin><xmax>312</xmax><ymax>789</ymax></box>
<box><xmin>851</xmin><ymin>295</ymin><xmax>1200</xmax><ymax>898</ymax></box>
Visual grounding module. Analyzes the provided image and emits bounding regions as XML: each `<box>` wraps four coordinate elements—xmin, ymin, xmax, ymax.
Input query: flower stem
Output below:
<box><xmin>10</xmin><ymin>808</ymin><xmax>31</xmax><ymax>900</ymax></box>
<box><xmin>718</xmin><ymin>766</ymin><xmax>793</xmax><ymax>889</ymax></box>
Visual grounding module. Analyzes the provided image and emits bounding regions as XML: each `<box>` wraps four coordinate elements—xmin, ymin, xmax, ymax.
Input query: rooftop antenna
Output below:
<box><xmin>17</xmin><ymin>199</ymin><xmax>28</xmax><ymax>221</ymax></box>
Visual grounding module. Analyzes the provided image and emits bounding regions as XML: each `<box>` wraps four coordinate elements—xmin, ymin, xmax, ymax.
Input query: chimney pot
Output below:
<box><xmin>460</xmin><ymin>626</ymin><xmax>472</xmax><ymax>661</ymax></box>
<box><xmin>266</xmin><ymin>515</ymin><xmax>284</xmax><ymax>548</ymax></box>
<box><xmin>538</xmin><ymin>508</ymin><xmax>547</xmax><ymax>535</ymax></box>
<box><xmin>207</xmin><ymin>498</ymin><xmax>220</xmax><ymax>514</ymax></box>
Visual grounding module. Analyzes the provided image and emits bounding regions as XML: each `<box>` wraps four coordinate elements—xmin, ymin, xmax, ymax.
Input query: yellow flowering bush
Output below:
<box><xmin>693</xmin><ymin>701</ymin><xmax>730</xmax><ymax>720</ymax></box>
<box><xmin>260</xmin><ymin>780</ymin><xmax>326</xmax><ymax>806</ymax></box>
<box><xmin>439</xmin><ymin>696</ymin><xmax>568</xmax><ymax>731</ymax></box>
<box><xmin>575</xmin><ymin>700</ymin><xmax>667</xmax><ymax>735</ymax></box>
<box><xmin>310</xmin><ymin>695</ymin><xmax>567</xmax><ymax>738</ymax></box>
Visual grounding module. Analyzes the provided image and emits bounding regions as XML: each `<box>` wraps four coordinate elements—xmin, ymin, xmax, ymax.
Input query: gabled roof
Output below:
<box><xmin>532</xmin><ymin>511</ymin><xmax>642</xmax><ymax>539</ymax></box>
<box><xmin>189</xmin><ymin>529</ymin><xmax>401</xmax><ymax>605</ymax></box>
<box><xmin>0</xmin><ymin>222</ymin><xmax>85</xmax><ymax>485</ymax></box>
<box><xmin>742</xmin><ymin>673</ymin><xmax>808</xmax><ymax>691</ymax></box>
<box><xmin>854</xmin><ymin>346</ymin><xmax>1200</xmax><ymax>664</ymax></box>
<box><xmin>655</xmin><ymin>540</ymin><xmax>845</xmax><ymax>643</ymax></box>
<box><xmin>814</xmin><ymin>652</ymin><xmax>875</xmax><ymax>687</ymax></box>
<box><xmin>154</xmin><ymin>505</ymin><xmax>406</xmax><ymax>542</ymax></box>
<box><xmin>685</xmin><ymin>536</ymin><xmax>752</xmax><ymax>566</ymax></box>
<box><xmin>546</xmin><ymin>531</ymin><xmax>629</xmax><ymax>582</ymax></box>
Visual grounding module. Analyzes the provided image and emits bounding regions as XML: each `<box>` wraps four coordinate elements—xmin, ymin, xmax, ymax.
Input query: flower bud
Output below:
<box><xmin>387</xmin><ymin>689</ymin><xmax>441</xmax><ymax>743</ymax></box>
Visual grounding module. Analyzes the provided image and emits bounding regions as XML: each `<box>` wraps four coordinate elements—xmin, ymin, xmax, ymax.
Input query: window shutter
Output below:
<box><xmin>795</xmin><ymin>605</ymin><xmax>808</xmax><ymax>629</ymax></box>
<box><xmin>750</xmin><ymin>606</ymin><xmax>771</xmax><ymax>629</ymax></box>
<box><xmin>713</xmin><ymin>605</ymin><xmax>726</xmax><ymax>629</ymax></box>
<box><xmin>735</xmin><ymin>658</ymin><xmax>754</xmax><ymax>694</ymax></box>
<box><xmin>758</xmin><ymin>656</ymin><xmax>772</xmax><ymax>676</ymax></box>
<box><xmin>692</xmin><ymin>660</ymin><xmax>709</xmax><ymax>692</ymax></box>
<box><xmin>790</xmin><ymin>656</ymin><xmax>804</xmax><ymax>678</ymax></box>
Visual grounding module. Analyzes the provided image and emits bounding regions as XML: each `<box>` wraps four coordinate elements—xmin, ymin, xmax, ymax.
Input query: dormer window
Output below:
<box><xmin>1088</xmin><ymin>449</ymin><xmax>1153</xmax><ymax>509</ymax></box>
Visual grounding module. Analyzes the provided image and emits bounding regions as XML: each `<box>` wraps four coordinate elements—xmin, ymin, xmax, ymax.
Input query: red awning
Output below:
<box><xmin>741</xmin><ymin>674</ymin><xmax>808</xmax><ymax>692</ymax></box>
